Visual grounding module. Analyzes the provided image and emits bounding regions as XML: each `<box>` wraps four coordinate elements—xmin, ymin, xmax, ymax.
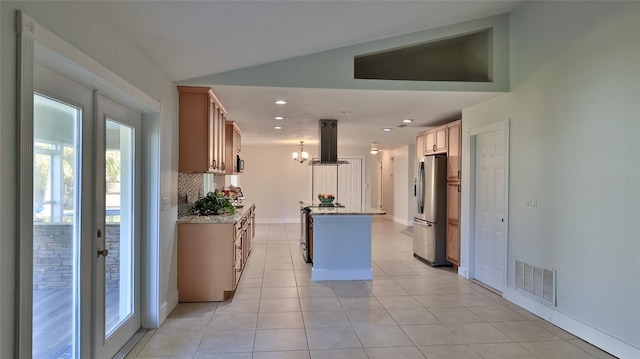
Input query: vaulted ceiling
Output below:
<box><xmin>92</xmin><ymin>1</ymin><xmax>524</xmax><ymax>148</ymax></box>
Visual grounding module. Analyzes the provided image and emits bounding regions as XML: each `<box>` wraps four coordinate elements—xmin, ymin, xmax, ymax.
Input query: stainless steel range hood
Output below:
<box><xmin>309</xmin><ymin>119</ymin><xmax>349</xmax><ymax>166</ymax></box>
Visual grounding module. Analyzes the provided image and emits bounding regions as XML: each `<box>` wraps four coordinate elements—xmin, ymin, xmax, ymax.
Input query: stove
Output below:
<box><xmin>299</xmin><ymin>202</ymin><xmax>346</xmax><ymax>263</ymax></box>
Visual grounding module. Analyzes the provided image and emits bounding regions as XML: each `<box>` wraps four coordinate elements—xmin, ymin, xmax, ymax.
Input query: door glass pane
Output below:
<box><xmin>105</xmin><ymin>119</ymin><xmax>135</xmax><ymax>337</ymax></box>
<box><xmin>33</xmin><ymin>93</ymin><xmax>80</xmax><ymax>359</ymax></box>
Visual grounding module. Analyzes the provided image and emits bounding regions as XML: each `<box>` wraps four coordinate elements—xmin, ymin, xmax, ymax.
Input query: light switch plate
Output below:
<box><xmin>162</xmin><ymin>197</ymin><xmax>170</xmax><ymax>211</ymax></box>
<box><xmin>525</xmin><ymin>198</ymin><xmax>537</xmax><ymax>209</ymax></box>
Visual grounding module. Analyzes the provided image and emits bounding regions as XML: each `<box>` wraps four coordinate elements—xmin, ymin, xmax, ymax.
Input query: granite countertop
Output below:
<box><xmin>309</xmin><ymin>206</ymin><xmax>386</xmax><ymax>216</ymax></box>
<box><xmin>177</xmin><ymin>203</ymin><xmax>254</xmax><ymax>224</ymax></box>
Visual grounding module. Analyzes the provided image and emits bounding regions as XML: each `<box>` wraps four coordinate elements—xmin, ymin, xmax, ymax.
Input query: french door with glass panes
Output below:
<box><xmin>32</xmin><ymin>65</ymin><xmax>141</xmax><ymax>359</ymax></box>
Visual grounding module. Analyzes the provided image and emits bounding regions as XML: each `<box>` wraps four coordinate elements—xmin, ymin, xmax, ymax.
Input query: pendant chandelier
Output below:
<box><xmin>292</xmin><ymin>141</ymin><xmax>309</xmax><ymax>163</ymax></box>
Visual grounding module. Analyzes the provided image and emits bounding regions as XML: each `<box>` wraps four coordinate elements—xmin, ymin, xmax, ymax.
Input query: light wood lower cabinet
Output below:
<box><xmin>177</xmin><ymin>205</ymin><xmax>255</xmax><ymax>302</ymax></box>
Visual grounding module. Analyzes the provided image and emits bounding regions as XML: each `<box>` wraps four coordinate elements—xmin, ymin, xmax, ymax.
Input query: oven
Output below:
<box><xmin>300</xmin><ymin>202</ymin><xmax>346</xmax><ymax>264</ymax></box>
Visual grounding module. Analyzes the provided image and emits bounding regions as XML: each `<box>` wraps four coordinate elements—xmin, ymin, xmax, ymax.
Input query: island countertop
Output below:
<box><xmin>309</xmin><ymin>206</ymin><xmax>386</xmax><ymax>216</ymax></box>
<box><xmin>177</xmin><ymin>203</ymin><xmax>254</xmax><ymax>224</ymax></box>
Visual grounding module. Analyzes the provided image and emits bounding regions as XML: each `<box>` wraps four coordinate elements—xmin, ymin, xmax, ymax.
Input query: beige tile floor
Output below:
<box><xmin>127</xmin><ymin>217</ymin><xmax>617</xmax><ymax>359</ymax></box>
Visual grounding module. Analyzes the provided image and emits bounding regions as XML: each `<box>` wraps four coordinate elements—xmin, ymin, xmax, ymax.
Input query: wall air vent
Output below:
<box><xmin>354</xmin><ymin>28</ymin><xmax>492</xmax><ymax>82</ymax></box>
<box><xmin>515</xmin><ymin>259</ymin><xmax>556</xmax><ymax>306</ymax></box>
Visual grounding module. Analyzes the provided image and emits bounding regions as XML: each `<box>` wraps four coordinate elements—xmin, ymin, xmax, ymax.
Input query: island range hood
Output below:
<box><xmin>309</xmin><ymin>119</ymin><xmax>349</xmax><ymax>166</ymax></box>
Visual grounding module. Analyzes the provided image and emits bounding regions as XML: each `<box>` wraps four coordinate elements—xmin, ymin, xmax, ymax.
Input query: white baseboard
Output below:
<box><xmin>457</xmin><ymin>266</ymin><xmax>469</xmax><ymax>278</ymax></box>
<box><xmin>159</xmin><ymin>290</ymin><xmax>179</xmax><ymax>326</ymax></box>
<box><xmin>503</xmin><ymin>288</ymin><xmax>639</xmax><ymax>359</ymax></box>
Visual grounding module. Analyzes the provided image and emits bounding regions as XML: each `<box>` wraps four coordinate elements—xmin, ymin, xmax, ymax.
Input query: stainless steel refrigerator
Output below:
<box><xmin>413</xmin><ymin>154</ymin><xmax>449</xmax><ymax>266</ymax></box>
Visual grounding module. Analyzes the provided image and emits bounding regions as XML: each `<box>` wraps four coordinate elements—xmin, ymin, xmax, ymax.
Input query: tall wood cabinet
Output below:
<box><xmin>445</xmin><ymin>120</ymin><xmax>462</xmax><ymax>266</ymax></box>
<box><xmin>178</xmin><ymin>86</ymin><xmax>227</xmax><ymax>173</ymax></box>
<box><xmin>415</xmin><ymin>119</ymin><xmax>462</xmax><ymax>267</ymax></box>
<box><xmin>225</xmin><ymin>121</ymin><xmax>243</xmax><ymax>174</ymax></box>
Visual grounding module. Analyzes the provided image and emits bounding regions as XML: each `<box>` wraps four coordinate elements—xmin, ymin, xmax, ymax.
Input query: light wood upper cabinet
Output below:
<box><xmin>447</xmin><ymin>120</ymin><xmax>462</xmax><ymax>181</ymax></box>
<box><xmin>225</xmin><ymin>121</ymin><xmax>242</xmax><ymax>174</ymax></box>
<box><xmin>178</xmin><ymin>86</ymin><xmax>227</xmax><ymax>173</ymax></box>
<box><xmin>425</xmin><ymin>126</ymin><xmax>447</xmax><ymax>154</ymax></box>
<box><xmin>416</xmin><ymin>132</ymin><xmax>426</xmax><ymax>158</ymax></box>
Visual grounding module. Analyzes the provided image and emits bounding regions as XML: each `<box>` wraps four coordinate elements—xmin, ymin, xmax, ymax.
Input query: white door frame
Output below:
<box><xmin>16</xmin><ymin>11</ymin><xmax>161</xmax><ymax>358</ymax></box>
<box><xmin>461</xmin><ymin>119</ymin><xmax>509</xmax><ymax>292</ymax></box>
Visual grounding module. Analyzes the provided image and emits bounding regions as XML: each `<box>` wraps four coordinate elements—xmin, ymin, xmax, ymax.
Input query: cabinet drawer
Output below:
<box><xmin>234</xmin><ymin>253</ymin><xmax>243</xmax><ymax>286</ymax></box>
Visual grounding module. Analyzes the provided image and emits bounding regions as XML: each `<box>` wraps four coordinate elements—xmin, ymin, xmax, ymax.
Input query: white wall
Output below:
<box><xmin>1</xmin><ymin>2</ymin><xmax>179</xmax><ymax>355</ymax></box>
<box><xmin>369</xmin><ymin>153</ymin><xmax>382</xmax><ymax>210</ymax></box>
<box><xmin>462</xmin><ymin>2</ymin><xmax>639</xmax><ymax>357</ymax></box>
<box><xmin>379</xmin><ymin>150</ymin><xmax>395</xmax><ymax>218</ymax></box>
<box><xmin>392</xmin><ymin>145</ymin><xmax>414</xmax><ymax>225</ymax></box>
<box><xmin>241</xmin><ymin>144</ymin><xmax>372</xmax><ymax>223</ymax></box>
<box><xmin>378</xmin><ymin>145</ymin><xmax>415</xmax><ymax>225</ymax></box>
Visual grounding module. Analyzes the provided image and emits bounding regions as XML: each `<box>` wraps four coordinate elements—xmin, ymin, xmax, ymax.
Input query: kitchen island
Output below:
<box><xmin>308</xmin><ymin>205</ymin><xmax>386</xmax><ymax>281</ymax></box>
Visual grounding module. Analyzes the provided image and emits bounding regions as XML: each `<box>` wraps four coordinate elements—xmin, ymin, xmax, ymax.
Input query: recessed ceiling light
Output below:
<box><xmin>274</xmin><ymin>100</ymin><xmax>287</xmax><ymax>105</ymax></box>
<box><xmin>383</xmin><ymin>128</ymin><xmax>392</xmax><ymax>132</ymax></box>
<box><xmin>275</xmin><ymin>116</ymin><xmax>284</xmax><ymax>120</ymax></box>
<box><xmin>274</xmin><ymin>126</ymin><xmax>283</xmax><ymax>130</ymax></box>
<box><xmin>403</xmin><ymin>119</ymin><xmax>413</xmax><ymax>123</ymax></box>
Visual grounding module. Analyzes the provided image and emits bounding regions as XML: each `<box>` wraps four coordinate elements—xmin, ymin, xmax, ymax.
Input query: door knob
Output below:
<box><xmin>97</xmin><ymin>248</ymin><xmax>109</xmax><ymax>258</ymax></box>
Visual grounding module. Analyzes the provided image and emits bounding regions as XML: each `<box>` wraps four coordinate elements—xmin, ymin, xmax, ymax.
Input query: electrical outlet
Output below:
<box><xmin>525</xmin><ymin>198</ymin><xmax>537</xmax><ymax>209</ymax></box>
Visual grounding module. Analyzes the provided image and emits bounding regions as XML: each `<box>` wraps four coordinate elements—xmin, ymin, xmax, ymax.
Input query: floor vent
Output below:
<box><xmin>515</xmin><ymin>259</ymin><xmax>556</xmax><ymax>306</ymax></box>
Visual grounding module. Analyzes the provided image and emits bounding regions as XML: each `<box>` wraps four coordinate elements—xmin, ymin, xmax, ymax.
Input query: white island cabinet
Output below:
<box><xmin>310</xmin><ymin>207</ymin><xmax>386</xmax><ymax>281</ymax></box>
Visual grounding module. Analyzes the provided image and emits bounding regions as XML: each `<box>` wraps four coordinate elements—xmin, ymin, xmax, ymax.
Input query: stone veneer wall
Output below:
<box><xmin>33</xmin><ymin>223</ymin><xmax>120</xmax><ymax>289</ymax></box>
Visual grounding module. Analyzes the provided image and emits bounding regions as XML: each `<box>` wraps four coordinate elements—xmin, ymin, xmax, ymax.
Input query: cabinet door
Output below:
<box><xmin>207</xmin><ymin>99</ymin><xmax>216</xmax><ymax>172</ymax></box>
<box><xmin>225</xmin><ymin>122</ymin><xmax>242</xmax><ymax>174</ymax></box>
<box><xmin>425</xmin><ymin>131</ymin><xmax>436</xmax><ymax>154</ymax></box>
<box><xmin>447</xmin><ymin>182</ymin><xmax>461</xmax><ymax>223</ymax></box>
<box><xmin>416</xmin><ymin>133</ymin><xmax>426</xmax><ymax>158</ymax></box>
<box><xmin>435</xmin><ymin>127</ymin><xmax>447</xmax><ymax>153</ymax></box>
<box><xmin>178</xmin><ymin>87</ymin><xmax>210</xmax><ymax>172</ymax></box>
<box><xmin>446</xmin><ymin>222</ymin><xmax>460</xmax><ymax>266</ymax></box>
<box><xmin>447</xmin><ymin>121</ymin><xmax>461</xmax><ymax>181</ymax></box>
<box><xmin>218</xmin><ymin>111</ymin><xmax>226</xmax><ymax>174</ymax></box>
<box><xmin>446</xmin><ymin>182</ymin><xmax>461</xmax><ymax>265</ymax></box>
<box><xmin>211</xmin><ymin>101</ymin><xmax>220</xmax><ymax>171</ymax></box>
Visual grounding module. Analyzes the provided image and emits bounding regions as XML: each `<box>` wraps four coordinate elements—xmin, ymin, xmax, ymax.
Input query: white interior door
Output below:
<box><xmin>312</xmin><ymin>166</ymin><xmax>337</xmax><ymax>200</ymax></box>
<box><xmin>337</xmin><ymin>158</ymin><xmax>363</xmax><ymax>208</ymax></box>
<box><xmin>94</xmin><ymin>94</ymin><xmax>142</xmax><ymax>358</ymax></box>
<box><xmin>312</xmin><ymin>158</ymin><xmax>363</xmax><ymax>207</ymax></box>
<box><xmin>474</xmin><ymin>130</ymin><xmax>506</xmax><ymax>292</ymax></box>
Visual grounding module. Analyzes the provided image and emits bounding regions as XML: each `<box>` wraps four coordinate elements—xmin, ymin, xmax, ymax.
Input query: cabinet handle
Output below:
<box><xmin>235</xmin><ymin>268</ymin><xmax>242</xmax><ymax>272</ymax></box>
<box><xmin>458</xmin><ymin>185</ymin><xmax>461</xmax><ymax>193</ymax></box>
<box><xmin>236</xmin><ymin>245</ymin><xmax>241</xmax><ymax>250</ymax></box>
<box><xmin>212</xmin><ymin>159</ymin><xmax>217</xmax><ymax>169</ymax></box>
<box><xmin>458</xmin><ymin>170</ymin><xmax>461</xmax><ymax>179</ymax></box>
<box><xmin>433</xmin><ymin>144</ymin><xmax>436</xmax><ymax>151</ymax></box>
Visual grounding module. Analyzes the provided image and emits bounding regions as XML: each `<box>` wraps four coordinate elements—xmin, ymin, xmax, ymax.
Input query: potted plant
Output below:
<box><xmin>190</xmin><ymin>191</ymin><xmax>236</xmax><ymax>216</ymax></box>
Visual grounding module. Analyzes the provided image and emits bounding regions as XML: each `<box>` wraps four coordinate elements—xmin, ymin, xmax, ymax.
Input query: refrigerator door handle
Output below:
<box><xmin>417</xmin><ymin>161</ymin><xmax>424</xmax><ymax>213</ymax></box>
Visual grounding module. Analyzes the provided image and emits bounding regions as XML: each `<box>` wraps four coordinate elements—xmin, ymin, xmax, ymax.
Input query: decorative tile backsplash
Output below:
<box><xmin>178</xmin><ymin>172</ymin><xmax>227</xmax><ymax>217</ymax></box>
<box><xmin>178</xmin><ymin>172</ymin><xmax>204</xmax><ymax>217</ymax></box>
